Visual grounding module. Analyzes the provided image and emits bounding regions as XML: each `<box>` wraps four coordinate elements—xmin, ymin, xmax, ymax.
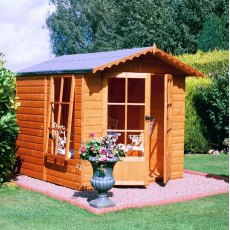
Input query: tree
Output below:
<box><xmin>174</xmin><ymin>0</ymin><xmax>228</xmax><ymax>53</ymax></box>
<box><xmin>197</xmin><ymin>15</ymin><xmax>228</xmax><ymax>52</ymax></box>
<box><xmin>46</xmin><ymin>0</ymin><xmax>228</xmax><ymax>56</ymax></box>
<box><xmin>0</xmin><ymin>54</ymin><xmax>19</xmax><ymax>183</ymax></box>
<box><xmin>46</xmin><ymin>0</ymin><xmax>181</xmax><ymax>55</ymax></box>
<box><xmin>109</xmin><ymin>0</ymin><xmax>179</xmax><ymax>53</ymax></box>
<box><xmin>46</xmin><ymin>0</ymin><xmax>117</xmax><ymax>55</ymax></box>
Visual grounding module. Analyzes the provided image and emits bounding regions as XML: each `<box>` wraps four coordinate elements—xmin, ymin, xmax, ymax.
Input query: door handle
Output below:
<box><xmin>145</xmin><ymin>115</ymin><xmax>154</xmax><ymax>122</ymax></box>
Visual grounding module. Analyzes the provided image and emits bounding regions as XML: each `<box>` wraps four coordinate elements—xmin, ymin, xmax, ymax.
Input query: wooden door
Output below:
<box><xmin>103</xmin><ymin>73</ymin><xmax>151</xmax><ymax>186</ymax></box>
<box><xmin>163</xmin><ymin>74</ymin><xmax>173</xmax><ymax>184</ymax></box>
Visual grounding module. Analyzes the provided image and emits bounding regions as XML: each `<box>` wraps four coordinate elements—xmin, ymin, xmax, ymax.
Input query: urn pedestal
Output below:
<box><xmin>88</xmin><ymin>156</ymin><xmax>117</xmax><ymax>209</ymax></box>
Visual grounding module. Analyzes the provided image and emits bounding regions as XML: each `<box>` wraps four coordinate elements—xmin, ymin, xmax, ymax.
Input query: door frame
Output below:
<box><xmin>102</xmin><ymin>72</ymin><xmax>151</xmax><ymax>185</ymax></box>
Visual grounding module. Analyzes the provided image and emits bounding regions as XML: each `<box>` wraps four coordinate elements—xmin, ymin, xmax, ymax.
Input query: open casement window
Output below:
<box><xmin>45</xmin><ymin>76</ymin><xmax>75</xmax><ymax>160</ymax></box>
<box><xmin>163</xmin><ymin>74</ymin><xmax>173</xmax><ymax>184</ymax></box>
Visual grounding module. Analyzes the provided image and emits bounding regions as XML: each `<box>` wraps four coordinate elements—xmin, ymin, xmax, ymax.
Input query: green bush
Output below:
<box><xmin>178</xmin><ymin>50</ymin><xmax>229</xmax><ymax>75</ymax></box>
<box><xmin>0</xmin><ymin>54</ymin><xmax>19</xmax><ymax>183</ymax></box>
<box><xmin>178</xmin><ymin>50</ymin><xmax>229</xmax><ymax>153</ymax></box>
<box><xmin>184</xmin><ymin>78</ymin><xmax>211</xmax><ymax>153</ymax></box>
<box><xmin>195</xmin><ymin>67</ymin><xmax>229</xmax><ymax>149</ymax></box>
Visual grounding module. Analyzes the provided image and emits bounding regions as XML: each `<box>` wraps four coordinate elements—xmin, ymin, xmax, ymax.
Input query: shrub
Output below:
<box><xmin>185</xmin><ymin>78</ymin><xmax>210</xmax><ymax>153</ymax></box>
<box><xmin>177</xmin><ymin>50</ymin><xmax>229</xmax><ymax>75</ymax></box>
<box><xmin>0</xmin><ymin>54</ymin><xmax>19</xmax><ymax>183</ymax></box>
<box><xmin>194</xmin><ymin>67</ymin><xmax>229</xmax><ymax>150</ymax></box>
<box><xmin>178</xmin><ymin>50</ymin><xmax>228</xmax><ymax>153</ymax></box>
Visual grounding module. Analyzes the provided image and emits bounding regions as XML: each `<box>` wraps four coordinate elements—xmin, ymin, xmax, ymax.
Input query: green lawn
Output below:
<box><xmin>0</xmin><ymin>154</ymin><xmax>228</xmax><ymax>230</ymax></box>
<box><xmin>185</xmin><ymin>154</ymin><xmax>229</xmax><ymax>177</ymax></box>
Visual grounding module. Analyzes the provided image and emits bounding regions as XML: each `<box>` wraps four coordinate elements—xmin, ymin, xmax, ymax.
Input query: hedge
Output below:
<box><xmin>0</xmin><ymin>54</ymin><xmax>19</xmax><ymax>183</ymax></box>
<box><xmin>177</xmin><ymin>50</ymin><xmax>229</xmax><ymax>153</ymax></box>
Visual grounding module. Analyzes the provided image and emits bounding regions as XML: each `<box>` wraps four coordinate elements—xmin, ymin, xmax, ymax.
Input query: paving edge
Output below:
<box><xmin>184</xmin><ymin>169</ymin><xmax>229</xmax><ymax>181</ymax></box>
<box><xmin>14</xmin><ymin>173</ymin><xmax>229</xmax><ymax>215</ymax></box>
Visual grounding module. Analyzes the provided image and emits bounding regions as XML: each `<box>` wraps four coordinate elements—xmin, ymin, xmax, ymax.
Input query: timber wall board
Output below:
<box><xmin>16</xmin><ymin>75</ymin><xmax>84</xmax><ymax>190</ymax></box>
<box><xmin>170</xmin><ymin>75</ymin><xmax>185</xmax><ymax>179</ymax></box>
<box><xmin>16</xmin><ymin>76</ymin><xmax>46</xmax><ymax>180</ymax></box>
<box><xmin>81</xmin><ymin>73</ymin><xmax>104</xmax><ymax>187</ymax></box>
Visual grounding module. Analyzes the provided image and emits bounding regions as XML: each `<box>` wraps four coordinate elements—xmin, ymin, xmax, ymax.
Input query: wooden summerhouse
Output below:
<box><xmin>16</xmin><ymin>45</ymin><xmax>203</xmax><ymax>189</ymax></box>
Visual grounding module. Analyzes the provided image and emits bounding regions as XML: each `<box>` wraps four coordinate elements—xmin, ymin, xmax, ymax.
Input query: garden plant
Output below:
<box><xmin>0</xmin><ymin>54</ymin><xmax>19</xmax><ymax>183</ymax></box>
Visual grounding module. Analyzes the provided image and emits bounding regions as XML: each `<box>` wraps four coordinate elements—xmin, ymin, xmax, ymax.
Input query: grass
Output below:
<box><xmin>0</xmin><ymin>185</ymin><xmax>228</xmax><ymax>230</ymax></box>
<box><xmin>0</xmin><ymin>154</ymin><xmax>228</xmax><ymax>230</ymax></box>
<box><xmin>185</xmin><ymin>154</ymin><xmax>229</xmax><ymax>177</ymax></box>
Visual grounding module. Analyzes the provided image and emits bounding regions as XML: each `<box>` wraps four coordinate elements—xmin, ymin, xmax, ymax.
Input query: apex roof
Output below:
<box><xmin>18</xmin><ymin>45</ymin><xmax>204</xmax><ymax>77</ymax></box>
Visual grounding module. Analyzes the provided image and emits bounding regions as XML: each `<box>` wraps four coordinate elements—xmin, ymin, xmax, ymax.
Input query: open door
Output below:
<box><xmin>163</xmin><ymin>74</ymin><xmax>173</xmax><ymax>184</ymax></box>
<box><xmin>103</xmin><ymin>72</ymin><xmax>151</xmax><ymax>186</ymax></box>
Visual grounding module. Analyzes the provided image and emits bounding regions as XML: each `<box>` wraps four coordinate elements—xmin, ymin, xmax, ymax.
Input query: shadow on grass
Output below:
<box><xmin>205</xmin><ymin>174</ymin><xmax>229</xmax><ymax>183</ymax></box>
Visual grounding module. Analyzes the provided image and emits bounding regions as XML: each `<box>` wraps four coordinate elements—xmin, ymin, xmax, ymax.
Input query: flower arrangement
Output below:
<box><xmin>79</xmin><ymin>133</ymin><xmax>127</xmax><ymax>162</ymax></box>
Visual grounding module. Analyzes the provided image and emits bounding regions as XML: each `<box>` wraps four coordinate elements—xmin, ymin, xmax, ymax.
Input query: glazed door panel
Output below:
<box><xmin>104</xmin><ymin>73</ymin><xmax>151</xmax><ymax>185</ymax></box>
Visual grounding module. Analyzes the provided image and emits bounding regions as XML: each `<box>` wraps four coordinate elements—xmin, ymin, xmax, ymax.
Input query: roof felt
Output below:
<box><xmin>17</xmin><ymin>46</ymin><xmax>204</xmax><ymax>77</ymax></box>
<box><xmin>17</xmin><ymin>47</ymin><xmax>148</xmax><ymax>75</ymax></box>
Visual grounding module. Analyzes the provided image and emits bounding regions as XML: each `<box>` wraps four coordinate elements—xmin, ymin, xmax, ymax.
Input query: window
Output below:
<box><xmin>45</xmin><ymin>76</ymin><xmax>75</xmax><ymax>160</ymax></box>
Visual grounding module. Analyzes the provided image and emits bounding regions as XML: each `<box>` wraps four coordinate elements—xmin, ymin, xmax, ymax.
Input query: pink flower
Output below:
<box><xmin>99</xmin><ymin>147</ymin><xmax>107</xmax><ymax>155</ymax></box>
<box><xmin>89</xmin><ymin>132</ymin><xmax>95</xmax><ymax>138</ymax></box>
<box><xmin>101</xmin><ymin>137</ymin><xmax>106</xmax><ymax>142</ymax></box>
<box><xmin>80</xmin><ymin>146</ymin><xmax>87</xmax><ymax>153</ymax></box>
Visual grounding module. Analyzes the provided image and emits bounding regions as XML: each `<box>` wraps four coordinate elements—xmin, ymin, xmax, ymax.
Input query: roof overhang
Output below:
<box><xmin>17</xmin><ymin>69</ymin><xmax>92</xmax><ymax>76</ymax></box>
<box><xmin>92</xmin><ymin>45</ymin><xmax>204</xmax><ymax>77</ymax></box>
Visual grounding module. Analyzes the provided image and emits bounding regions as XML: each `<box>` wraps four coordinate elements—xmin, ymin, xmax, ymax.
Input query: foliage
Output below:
<box><xmin>46</xmin><ymin>0</ymin><xmax>228</xmax><ymax>55</ymax></box>
<box><xmin>197</xmin><ymin>14</ymin><xmax>228</xmax><ymax>52</ymax></box>
<box><xmin>108</xmin><ymin>0</ymin><xmax>179</xmax><ymax>54</ymax></box>
<box><xmin>46</xmin><ymin>0</ymin><xmax>177</xmax><ymax>55</ymax></box>
<box><xmin>194</xmin><ymin>67</ymin><xmax>229</xmax><ymax>150</ymax></box>
<box><xmin>0</xmin><ymin>54</ymin><xmax>19</xmax><ymax>183</ymax></box>
<box><xmin>177</xmin><ymin>50</ymin><xmax>229</xmax><ymax>75</ymax></box>
<box><xmin>184</xmin><ymin>78</ymin><xmax>211</xmax><ymax>153</ymax></box>
<box><xmin>174</xmin><ymin>0</ymin><xmax>228</xmax><ymax>54</ymax></box>
<box><xmin>79</xmin><ymin>133</ymin><xmax>127</xmax><ymax>162</ymax></box>
<box><xmin>177</xmin><ymin>50</ymin><xmax>229</xmax><ymax>153</ymax></box>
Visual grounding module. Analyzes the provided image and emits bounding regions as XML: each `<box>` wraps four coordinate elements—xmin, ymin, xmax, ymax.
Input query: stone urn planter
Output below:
<box><xmin>88</xmin><ymin>156</ymin><xmax>117</xmax><ymax>209</ymax></box>
<box><xmin>79</xmin><ymin>133</ymin><xmax>127</xmax><ymax>209</ymax></box>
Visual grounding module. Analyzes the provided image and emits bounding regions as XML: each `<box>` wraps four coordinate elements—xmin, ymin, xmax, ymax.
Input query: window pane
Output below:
<box><xmin>126</xmin><ymin>132</ymin><xmax>144</xmax><ymax>157</ymax></box>
<box><xmin>108</xmin><ymin>105</ymin><xmax>125</xmax><ymax>130</ymax></box>
<box><xmin>127</xmin><ymin>105</ymin><xmax>144</xmax><ymax>130</ymax></box>
<box><xmin>62</xmin><ymin>77</ymin><xmax>72</xmax><ymax>102</ymax></box>
<box><xmin>51</xmin><ymin>103</ymin><xmax>59</xmax><ymax>125</ymax></box>
<box><xmin>128</xmin><ymin>78</ymin><xmax>145</xmax><ymax>103</ymax></box>
<box><xmin>108</xmin><ymin>78</ymin><xmax>125</xmax><ymax>103</ymax></box>
<box><xmin>54</xmin><ymin>78</ymin><xmax>61</xmax><ymax>102</ymax></box>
